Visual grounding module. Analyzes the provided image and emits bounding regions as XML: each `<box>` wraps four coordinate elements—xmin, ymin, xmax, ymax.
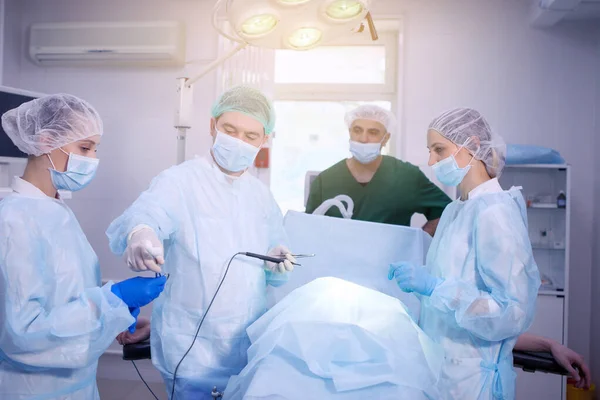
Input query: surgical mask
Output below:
<box><xmin>432</xmin><ymin>149</ymin><xmax>473</xmax><ymax>187</ymax></box>
<box><xmin>47</xmin><ymin>148</ymin><xmax>99</xmax><ymax>192</ymax></box>
<box><xmin>212</xmin><ymin>130</ymin><xmax>261</xmax><ymax>173</ymax></box>
<box><xmin>349</xmin><ymin>137</ymin><xmax>385</xmax><ymax>164</ymax></box>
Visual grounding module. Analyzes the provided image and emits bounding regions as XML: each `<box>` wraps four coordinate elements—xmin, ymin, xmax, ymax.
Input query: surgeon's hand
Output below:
<box><xmin>111</xmin><ymin>275</ymin><xmax>167</xmax><ymax>309</ymax></box>
<box><xmin>388</xmin><ymin>262</ymin><xmax>441</xmax><ymax>296</ymax></box>
<box><xmin>265</xmin><ymin>245</ymin><xmax>296</xmax><ymax>273</ymax></box>
<box><xmin>117</xmin><ymin>316</ymin><xmax>151</xmax><ymax>345</ymax></box>
<box><xmin>126</xmin><ymin>227</ymin><xmax>164</xmax><ymax>273</ymax></box>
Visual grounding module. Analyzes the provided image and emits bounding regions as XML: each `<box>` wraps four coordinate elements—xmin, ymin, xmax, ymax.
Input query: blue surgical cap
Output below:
<box><xmin>211</xmin><ymin>86</ymin><xmax>276</xmax><ymax>135</ymax></box>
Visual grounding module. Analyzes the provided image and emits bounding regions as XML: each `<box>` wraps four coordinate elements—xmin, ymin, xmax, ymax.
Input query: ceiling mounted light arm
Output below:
<box><xmin>186</xmin><ymin>41</ymin><xmax>247</xmax><ymax>88</ymax></box>
<box><xmin>174</xmin><ymin>0</ymin><xmax>378</xmax><ymax>165</ymax></box>
<box><xmin>365</xmin><ymin>11</ymin><xmax>378</xmax><ymax>40</ymax></box>
<box><xmin>211</xmin><ymin>0</ymin><xmax>246</xmax><ymax>44</ymax></box>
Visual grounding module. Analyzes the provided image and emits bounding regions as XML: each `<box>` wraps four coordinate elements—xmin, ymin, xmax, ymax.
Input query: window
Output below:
<box><xmin>274</xmin><ymin>46</ymin><xmax>386</xmax><ymax>84</ymax></box>
<box><xmin>269</xmin><ymin>25</ymin><xmax>401</xmax><ymax>214</ymax></box>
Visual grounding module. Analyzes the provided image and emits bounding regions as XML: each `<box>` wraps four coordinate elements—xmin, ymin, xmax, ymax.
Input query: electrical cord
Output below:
<box><xmin>170</xmin><ymin>252</ymin><xmax>243</xmax><ymax>400</ymax></box>
<box><xmin>132</xmin><ymin>360</ymin><xmax>160</xmax><ymax>400</ymax></box>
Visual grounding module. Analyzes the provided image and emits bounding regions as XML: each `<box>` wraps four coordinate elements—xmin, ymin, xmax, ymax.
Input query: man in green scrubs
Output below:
<box><xmin>305</xmin><ymin>105</ymin><xmax>451</xmax><ymax>236</ymax></box>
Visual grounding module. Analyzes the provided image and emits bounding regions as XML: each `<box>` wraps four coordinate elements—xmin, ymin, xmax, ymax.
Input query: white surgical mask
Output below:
<box><xmin>47</xmin><ymin>148</ymin><xmax>99</xmax><ymax>192</ymax></box>
<box><xmin>432</xmin><ymin>154</ymin><xmax>472</xmax><ymax>187</ymax></box>
<box><xmin>211</xmin><ymin>130</ymin><xmax>261</xmax><ymax>173</ymax></box>
<box><xmin>349</xmin><ymin>136</ymin><xmax>386</xmax><ymax>164</ymax></box>
<box><xmin>431</xmin><ymin>140</ymin><xmax>474</xmax><ymax>187</ymax></box>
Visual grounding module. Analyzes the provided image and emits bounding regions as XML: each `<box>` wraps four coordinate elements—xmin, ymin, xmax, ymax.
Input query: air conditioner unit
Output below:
<box><xmin>29</xmin><ymin>21</ymin><xmax>186</xmax><ymax>67</ymax></box>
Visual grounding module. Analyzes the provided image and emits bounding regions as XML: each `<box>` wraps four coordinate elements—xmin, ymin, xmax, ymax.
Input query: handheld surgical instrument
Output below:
<box><xmin>169</xmin><ymin>250</ymin><xmax>313</xmax><ymax>399</ymax></box>
<box><xmin>243</xmin><ymin>252</ymin><xmax>303</xmax><ymax>266</ymax></box>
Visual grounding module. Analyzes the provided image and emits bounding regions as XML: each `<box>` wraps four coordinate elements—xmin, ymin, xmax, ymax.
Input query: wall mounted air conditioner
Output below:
<box><xmin>29</xmin><ymin>21</ymin><xmax>186</xmax><ymax>67</ymax></box>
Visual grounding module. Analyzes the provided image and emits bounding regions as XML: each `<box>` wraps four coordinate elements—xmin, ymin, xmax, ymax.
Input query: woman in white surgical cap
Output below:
<box><xmin>388</xmin><ymin>108</ymin><xmax>541</xmax><ymax>399</ymax></box>
<box><xmin>0</xmin><ymin>94</ymin><xmax>166</xmax><ymax>399</ymax></box>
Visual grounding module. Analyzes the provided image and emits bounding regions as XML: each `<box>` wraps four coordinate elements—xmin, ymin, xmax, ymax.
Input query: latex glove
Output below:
<box><xmin>388</xmin><ymin>262</ymin><xmax>440</xmax><ymax>296</ymax></box>
<box><xmin>117</xmin><ymin>316</ymin><xmax>151</xmax><ymax>345</ymax></box>
<box><xmin>125</xmin><ymin>228</ymin><xmax>164</xmax><ymax>273</ymax></box>
<box><xmin>550</xmin><ymin>341</ymin><xmax>591</xmax><ymax>389</ymax></box>
<box><xmin>111</xmin><ymin>275</ymin><xmax>167</xmax><ymax>309</ymax></box>
<box><xmin>265</xmin><ymin>246</ymin><xmax>296</xmax><ymax>273</ymax></box>
<box><xmin>128</xmin><ymin>307</ymin><xmax>140</xmax><ymax>334</ymax></box>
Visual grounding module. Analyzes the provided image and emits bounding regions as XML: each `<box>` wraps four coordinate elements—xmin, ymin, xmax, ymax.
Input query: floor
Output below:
<box><xmin>97</xmin><ymin>378</ymin><xmax>167</xmax><ymax>400</ymax></box>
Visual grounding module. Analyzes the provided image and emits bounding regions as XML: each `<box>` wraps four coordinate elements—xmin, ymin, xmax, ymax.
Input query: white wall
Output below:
<box><xmin>1</xmin><ymin>0</ymin><xmax>21</xmax><ymax>85</ymax></box>
<box><xmin>591</xmin><ymin>29</ymin><xmax>600</xmax><ymax>391</ymax></box>
<box><xmin>0</xmin><ymin>0</ymin><xmax>4</xmax><ymax>83</ymax></box>
<box><xmin>371</xmin><ymin>0</ymin><xmax>597</xmax><ymax>363</ymax></box>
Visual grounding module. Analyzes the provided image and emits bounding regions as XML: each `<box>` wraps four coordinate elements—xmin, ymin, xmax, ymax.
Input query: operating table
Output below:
<box><xmin>122</xmin><ymin>340</ymin><xmax>570</xmax><ymax>378</ymax></box>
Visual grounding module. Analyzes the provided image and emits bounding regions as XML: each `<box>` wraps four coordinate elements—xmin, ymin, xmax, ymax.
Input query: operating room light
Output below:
<box><xmin>240</xmin><ymin>14</ymin><xmax>278</xmax><ymax>36</ymax></box>
<box><xmin>174</xmin><ymin>0</ymin><xmax>377</xmax><ymax>164</ymax></box>
<box><xmin>288</xmin><ymin>27</ymin><xmax>323</xmax><ymax>49</ymax></box>
<box><xmin>325</xmin><ymin>0</ymin><xmax>364</xmax><ymax>20</ymax></box>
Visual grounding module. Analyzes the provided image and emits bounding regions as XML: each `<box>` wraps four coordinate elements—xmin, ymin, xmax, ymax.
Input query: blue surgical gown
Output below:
<box><xmin>419</xmin><ymin>181</ymin><xmax>541</xmax><ymax>400</ymax></box>
<box><xmin>0</xmin><ymin>178</ymin><xmax>134</xmax><ymax>400</ymax></box>
<box><xmin>106</xmin><ymin>156</ymin><xmax>289</xmax><ymax>400</ymax></box>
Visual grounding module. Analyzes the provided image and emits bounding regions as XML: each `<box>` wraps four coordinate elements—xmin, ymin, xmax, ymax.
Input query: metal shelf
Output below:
<box><xmin>539</xmin><ymin>290</ymin><xmax>565</xmax><ymax>297</ymax></box>
<box><xmin>505</xmin><ymin>164</ymin><xmax>569</xmax><ymax>169</ymax></box>
<box><xmin>528</xmin><ymin>204</ymin><xmax>565</xmax><ymax>210</ymax></box>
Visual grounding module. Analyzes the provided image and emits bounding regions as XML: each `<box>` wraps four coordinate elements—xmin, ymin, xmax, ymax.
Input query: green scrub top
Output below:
<box><xmin>305</xmin><ymin>156</ymin><xmax>452</xmax><ymax>226</ymax></box>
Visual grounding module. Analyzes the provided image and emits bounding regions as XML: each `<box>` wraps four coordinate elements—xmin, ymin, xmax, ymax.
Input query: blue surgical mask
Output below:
<box><xmin>47</xmin><ymin>148</ymin><xmax>99</xmax><ymax>192</ymax></box>
<box><xmin>432</xmin><ymin>152</ymin><xmax>472</xmax><ymax>187</ymax></box>
<box><xmin>349</xmin><ymin>137</ymin><xmax>385</xmax><ymax>164</ymax></box>
<box><xmin>212</xmin><ymin>130</ymin><xmax>261</xmax><ymax>173</ymax></box>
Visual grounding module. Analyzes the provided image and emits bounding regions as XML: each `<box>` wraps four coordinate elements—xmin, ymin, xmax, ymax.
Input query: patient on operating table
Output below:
<box><xmin>117</xmin><ymin>295</ymin><xmax>591</xmax><ymax>393</ymax></box>
<box><xmin>117</xmin><ymin>311</ymin><xmax>591</xmax><ymax>394</ymax></box>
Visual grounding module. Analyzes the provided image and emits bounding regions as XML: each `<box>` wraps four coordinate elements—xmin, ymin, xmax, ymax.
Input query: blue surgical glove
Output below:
<box><xmin>388</xmin><ymin>262</ymin><xmax>441</xmax><ymax>296</ymax></box>
<box><xmin>128</xmin><ymin>307</ymin><xmax>140</xmax><ymax>334</ymax></box>
<box><xmin>111</xmin><ymin>275</ymin><xmax>167</xmax><ymax>309</ymax></box>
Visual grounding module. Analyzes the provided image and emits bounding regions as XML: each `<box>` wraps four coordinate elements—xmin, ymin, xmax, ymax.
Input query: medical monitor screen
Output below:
<box><xmin>0</xmin><ymin>88</ymin><xmax>39</xmax><ymax>158</ymax></box>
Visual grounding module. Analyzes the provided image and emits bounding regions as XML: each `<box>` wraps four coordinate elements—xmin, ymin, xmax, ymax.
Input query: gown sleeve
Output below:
<box><xmin>428</xmin><ymin>202</ymin><xmax>541</xmax><ymax>341</ymax></box>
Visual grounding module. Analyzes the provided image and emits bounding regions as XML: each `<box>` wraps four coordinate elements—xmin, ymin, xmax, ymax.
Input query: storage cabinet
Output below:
<box><xmin>500</xmin><ymin>165</ymin><xmax>570</xmax><ymax>400</ymax></box>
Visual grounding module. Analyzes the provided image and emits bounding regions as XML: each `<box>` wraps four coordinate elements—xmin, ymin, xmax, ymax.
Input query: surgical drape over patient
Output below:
<box><xmin>224</xmin><ymin>278</ymin><xmax>444</xmax><ymax>400</ymax></box>
<box><xmin>268</xmin><ymin>210</ymin><xmax>431</xmax><ymax>320</ymax></box>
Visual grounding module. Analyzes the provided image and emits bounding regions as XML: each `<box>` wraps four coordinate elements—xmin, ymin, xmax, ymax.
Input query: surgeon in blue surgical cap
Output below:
<box><xmin>0</xmin><ymin>94</ymin><xmax>166</xmax><ymax>400</ymax></box>
<box><xmin>389</xmin><ymin>108</ymin><xmax>541</xmax><ymax>400</ymax></box>
<box><xmin>107</xmin><ymin>86</ymin><xmax>296</xmax><ymax>400</ymax></box>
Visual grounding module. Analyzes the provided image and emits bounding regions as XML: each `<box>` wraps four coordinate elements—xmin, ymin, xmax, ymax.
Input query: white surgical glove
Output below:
<box><xmin>265</xmin><ymin>245</ymin><xmax>296</xmax><ymax>273</ymax></box>
<box><xmin>125</xmin><ymin>227</ymin><xmax>164</xmax><ymax>273</ymax></box>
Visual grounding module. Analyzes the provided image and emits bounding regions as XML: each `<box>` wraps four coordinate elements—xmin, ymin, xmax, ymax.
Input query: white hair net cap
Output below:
<box><xmin>1</xmin><ymin>93</ymin><xmax>103</xmax><ymax>157</ymax></box>
<box><xmin>429</xmin><ymin>108</ymin><xmax>506</xmax><ymax>178</ymax></box>
<box><xmin>211</xmin><ymin>86</ymin><xmax>276</xmax><ymax>135</ymax></box>
<box><xmin>344</xmin><ymin>104</ymin><xmax>396</xmax><ymax>133</ymax></box>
